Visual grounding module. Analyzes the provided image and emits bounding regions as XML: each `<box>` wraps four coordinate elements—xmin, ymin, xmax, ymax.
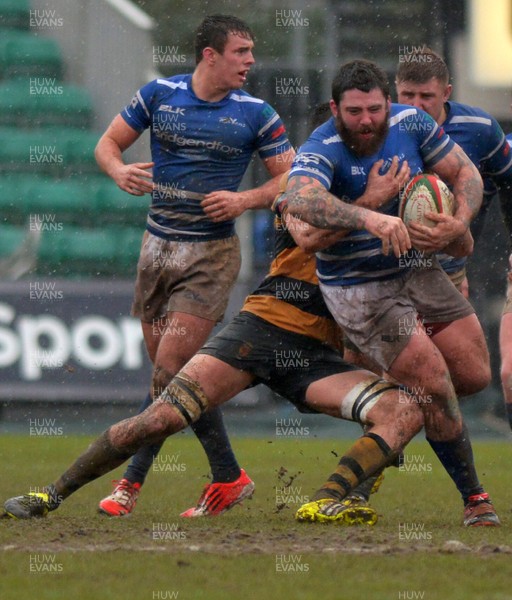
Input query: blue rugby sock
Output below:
<box><xmin>427</xmin><ymin>423</ymin><xmax>484</xmax><ymax>504</ymax></box>
<box><xmin>124</xmin><ymin>392</ymin><xmax>162</xmax><ymax>485</ymax></box>
<box><xmin>190</xmin><ymin>408</ymin><xmax>241</xmax><ymax>483</ymax></box>
<box><xmin>124</xmin><ymin>393</ymin><xmax>240</xmax><ymax>485</ymax></box>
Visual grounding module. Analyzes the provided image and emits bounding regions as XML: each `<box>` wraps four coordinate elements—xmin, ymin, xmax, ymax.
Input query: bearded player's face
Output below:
<box><xmin>331</xmin><ymin>88</ymin><xmax>390</xmax><ymax>157</ymax></box>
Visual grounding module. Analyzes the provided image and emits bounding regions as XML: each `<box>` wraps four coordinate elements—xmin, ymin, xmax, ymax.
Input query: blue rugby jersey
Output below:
<box><xmin>121</xmin><ymin>74</ymin><xmax>291</xmax><ymax>241</ymax></box>
<box><xmin>436</xmin><ymin>101</ymin><xmax>512</xmax><ymax>274</ymax></box>
<box><xmin>290</xmin><ymin>104</ymin><xmax>454</xmax><ymax>286</ymax></box>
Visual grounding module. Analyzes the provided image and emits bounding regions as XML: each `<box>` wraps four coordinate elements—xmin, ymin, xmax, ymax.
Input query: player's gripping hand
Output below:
<box><xmin>360</xmin><ymin>157</ymin><xmax>411</xmax><ymax>211</ymax></box>
<box><xmin>112</xmin><ymin>162</ymin><xmax>154</xmax><ymax>196</ymax></box>
<box><xmin>364</xmin><ymin>211</ymin><xmax>411</xmax><ymax>257</ymax></box>
<box><xmin>408</xmin><ymin>213</ymin><xmax>467</xmax><ymax>253</ymax></box>
<box><xmin>201</xmin><ymin>191</ymin><xmax>247</xmax><ymax>221</ymax></box>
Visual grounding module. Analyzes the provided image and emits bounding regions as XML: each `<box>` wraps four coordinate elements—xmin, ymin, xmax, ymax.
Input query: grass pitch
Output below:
<box><xmin>1</xmin><ymin>434</ymin><xmax>511</xmax><ymax>600</ymax></box>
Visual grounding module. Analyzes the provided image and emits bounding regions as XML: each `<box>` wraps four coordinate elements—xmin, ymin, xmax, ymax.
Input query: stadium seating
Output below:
<box><xmin>64</xmin><ymin>130</ymin><xmax>102</xmax><ymax>172</ymax></box>
<box><xmin>93</xmin><ymin>178</ymin><xmax>148</xmax><ymax>225</ymax></box>
<box><xmin>0</xmin><ymin>175</ymin><xmax>38</xmax><ymax>220</ymax></box>
<box><xmin>0</xmin><ymin>173</ymin><xmax>147</xmax><ymax>223</ymax></box>
<box><xmin>0</xmin><ymin>0</ymin><xmax>30</xmax><ymax>30</ymax></box>
<box><xmin>0</xmin><ymin>79</ymin><xmax>93</xmax><ymax>128</ymax></box>
<box><xmin>0</xmin><ymin>170</ymin><xmax>146</xmax><ymax>275</ymax></box>
<box><xmin>0</xmin><ymin>224</ymin><xmax>26</xmax><ymax>257</ymax></box>
<box><xmin>36</xmin><ymin>226</ymin><xmax>142</xmax><ymax>277</ymax></box>
<box><xmin>38</xmin><ymin>226</ymin><xmax>115</xmax><ymax>276</ymax></box>
<box><xmin>0</xmin><ymin>127</ymin><xmax>100</xmax><ymax>176</ymax></box>
<box><xmin>24</xmin><ymin>180</ymin><xmax>95</xmax><ymax>224</ymax></box>
<box><xmin>0</xmin><ymin>30</ymin><xmax>62</xmax><ymax>79</ymax></box>
<box><xmin>0</xmin><ymin>2</ymin><xmax>146</xmax><ymax>278</ymax></box>
<box><xmin>118</xmin><ymin>227</ymin><xmax>144</xmax><ymax>272</ymax></box>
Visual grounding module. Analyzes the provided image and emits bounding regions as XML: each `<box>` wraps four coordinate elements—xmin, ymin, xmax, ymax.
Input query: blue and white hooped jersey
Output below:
<box><xmin>290</xmin><ymin>104</ymin><xmax>454</xmax><ymax>286</ymax></box>
<box><xmin>437</xmin><ymin>101</ymin><xmax>512</xmax><ymax>273</ymax></box>
<box><xmin>443</xmin><ymin>101</ymin><xmax>512</xmax><ymax>193</ymax></box>
<box><xmin>121</xmin><ymin>74</ymin><xmax>291</xmax><ymax>241</ymax></box>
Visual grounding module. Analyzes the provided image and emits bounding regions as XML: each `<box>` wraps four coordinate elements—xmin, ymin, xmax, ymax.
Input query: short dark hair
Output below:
<box><xmin>195</xmin><ymin>15</ymin><xmax>254</xmax><ymax>64</ymax></box>
<box><xmin>332</xmin><ymin>60</ymin><xmax>390</xmax><ymax>105</ymax></box>
<box><xmin>395</xmin><ymin>47</ymin><xmax>450</xmax><ymax>85</ymax></box>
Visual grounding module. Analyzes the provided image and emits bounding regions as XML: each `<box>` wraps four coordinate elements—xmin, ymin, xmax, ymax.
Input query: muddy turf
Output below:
<box><xmin>1</xmin><ymin>435</ymin><xmax>511</xmax><ymax>599</ymax></box>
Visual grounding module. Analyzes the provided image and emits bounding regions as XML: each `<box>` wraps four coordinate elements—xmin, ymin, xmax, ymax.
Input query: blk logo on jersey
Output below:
<box><xmin>159</xmin><ymin>105</ymin><xmax>186</xmax><ymax>116</ymax></box>
<box><xmin>351</xmin><ymin>166</ymin><xmax>366</xmax><ymax>175</ymax></box>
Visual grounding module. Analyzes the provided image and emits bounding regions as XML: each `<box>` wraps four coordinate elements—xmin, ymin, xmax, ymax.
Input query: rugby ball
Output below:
<box><xmin>399</xmin><ymin>174</ymin><xmax>454</xmax><ymax>227</ymax></box>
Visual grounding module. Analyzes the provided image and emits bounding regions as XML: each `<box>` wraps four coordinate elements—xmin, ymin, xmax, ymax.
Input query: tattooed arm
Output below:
<box><xmin>284</xmin><ymin>157</ymin><xmax>410</xmax><ymax>253</ymax></box>
<box><xmin>280</xmin><ymin>174</ymin><xmax>411</xmax><ymax>257</ymax></box>
<box><xmin>408</xmin><ymin>143</ymin><xmax>483</xmax><ymax>253</ymax></box>
<box><xmin>436</xmin><ymin>143</ymin><xmax>484</xmax><ymax>225</ymax></box>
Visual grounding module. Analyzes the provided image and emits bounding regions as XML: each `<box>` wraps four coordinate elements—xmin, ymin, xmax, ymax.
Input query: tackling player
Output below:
<box><xmin>395</xmin><ymin>47</ymin><xmax>512</xmax><ymax>296</ymax></box>
<box><xmin>279</xmin><ymin>59</ymin><xmax>500</xmax><ymax>527</ymax></box>
<box><xmin>4</xmin><ymin>161</ymin><xmax>425</xmax><ymax>524</ymax></box>
<box><xmin>345</xmin><ymin>47</ymin><xmax>512</xmax><ymax>509</ymax></box>
<box><xmin>93</xmin><ymin>15</ymin><xmax>294</xmax><ymax>517</ymax></box>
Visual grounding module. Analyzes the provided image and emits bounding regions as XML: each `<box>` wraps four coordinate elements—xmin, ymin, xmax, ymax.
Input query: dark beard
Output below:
<box><xmin>336</xmin><ymin>112</ymin><xmax>389</xmax><ymax>157</ymax></box>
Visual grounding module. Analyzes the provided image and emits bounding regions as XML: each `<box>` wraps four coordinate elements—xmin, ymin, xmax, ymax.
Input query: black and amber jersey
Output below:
<box><xmin>242</xmin><ymin>214</ymin><xmax>341</xmax><ymax>349</ymax></box>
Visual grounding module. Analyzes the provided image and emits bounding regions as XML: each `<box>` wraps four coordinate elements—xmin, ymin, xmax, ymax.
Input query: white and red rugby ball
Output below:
<box><xmin>399</xmin><ymin>174</ymin><xmax>454</xmax><ymax>227</ymax></box>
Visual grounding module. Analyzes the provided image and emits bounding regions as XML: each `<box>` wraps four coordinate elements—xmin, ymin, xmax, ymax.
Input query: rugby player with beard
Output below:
<box><xmin>277</xmin><ymin>60</ymin><xmax>500</xmax><ymax>527</ymax></box>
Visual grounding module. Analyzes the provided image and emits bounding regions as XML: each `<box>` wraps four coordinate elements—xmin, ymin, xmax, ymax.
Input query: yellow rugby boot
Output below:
<box><xmin>296</xmin><ymin>497</ymin><xmax>377</xmax><ymax>525</ymax></box>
